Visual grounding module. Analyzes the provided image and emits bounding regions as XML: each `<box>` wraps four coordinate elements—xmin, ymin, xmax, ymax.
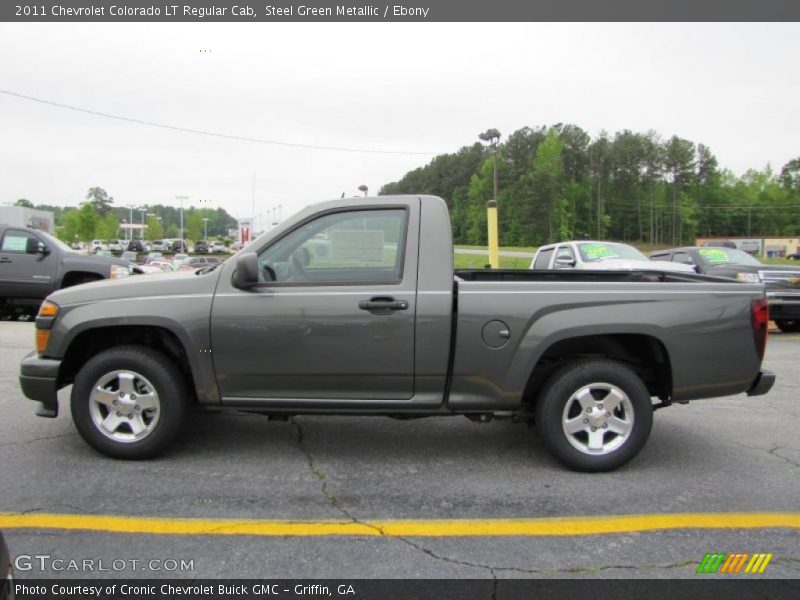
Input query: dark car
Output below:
<box><xmin>0</xmin><ymin>225</ymin><xmax>132</xmax><ymax>319</ymax></box>
<box><xmin>1</xmin><ymin>531</ymin><xmax>12</xmax><ymax>600</ymax></box>
<box><xmin>193</xmin><ymin>240</ymin><xmax>209</xmax><ymax>254</ymax></box>
<box><xmin>650</xmin><ymin>246</ymin><xmax>800</xmax><ymax>332</ymax></box>
<box><xmin>127</xmin><ymin>239</ymin><xmax>146</xmax><ymax>253</ymax></box>
<box><xmin>171</xmin><ymin>240</ymin><xmax>189</xmax><ymax>253</ymax></box>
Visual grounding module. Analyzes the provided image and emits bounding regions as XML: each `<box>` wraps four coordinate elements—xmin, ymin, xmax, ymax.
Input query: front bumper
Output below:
<box><xmin>19</xmin><ymin>351</ymin><xmax>61</xmax><ymax>417</ymax></box>
<box><xmin>765</xmin><ymin>293</ymin><xmax>800</xmax><ymax>319</ymax></box>
<box><xmin>747</xmin><ymin>369</ymin><xmax>775</xmax><ymax>397</ymax></box>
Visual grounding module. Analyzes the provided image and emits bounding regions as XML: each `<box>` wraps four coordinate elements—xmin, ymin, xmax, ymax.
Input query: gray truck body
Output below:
<box><xmin>20</xmin><ymin>195</ymin><xmax>772</xmax><ymax>419</ymax></box>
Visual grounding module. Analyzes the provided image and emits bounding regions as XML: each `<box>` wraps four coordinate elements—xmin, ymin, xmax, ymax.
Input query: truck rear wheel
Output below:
<box><xmin>71</xmin><ymin>346</ymin><xmax>187</xmax><ymax>459</ymax></box>
<box><xmin>535</xmin><ymin>359</ymin><xmax>653</xmax><ymax>472</ymax></box>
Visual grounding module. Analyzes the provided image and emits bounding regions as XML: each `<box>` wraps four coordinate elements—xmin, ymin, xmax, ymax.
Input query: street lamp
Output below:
<box><xmin>358</xmin><ymin>185</ymin><xmax>368</xmax><ymax>197</ymax></box>
<box><xmin>478</xmin><ymin>128</ymin><xmax>502</xmax><ymax>268</ymax></box>
<box><xmin>175</xmin><ymin>195</ymin><xmax>188</xmax><ymax>248</ymax></box>
<box><xmin>202</xmin><ymin>217</ymin><xmax>209</xmax><ymax>241</ymax></box>
<box><xmin>139</xmin><ymin>207</ymin><xmax>148</xmax><ymax>239</ymax></box>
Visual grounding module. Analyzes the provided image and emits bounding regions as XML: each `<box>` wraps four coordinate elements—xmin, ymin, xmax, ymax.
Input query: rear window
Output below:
<box><xmin>533</xmin><ymin>248</ymin><xmax>554</xmax><ymax>269</ymax></box>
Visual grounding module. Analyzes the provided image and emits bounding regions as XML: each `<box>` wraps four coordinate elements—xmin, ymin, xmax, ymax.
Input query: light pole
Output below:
<box><xmin>478</xmin><ymin>128</ymin><xmax>502</xmax><ymax>268</ymax></box>
<box><xmin>175</xmin><ymin>195</ymin><xmax>188</xmax><ymax>249</ymax></box>
<box><xmin>139</xmin><ymin>207</ymin><xmax>147</xmax><ymax>239</ymax></box>
<box><xmin>358</xmin><ymin>184</ymin><xmax>368</xmax><ymax>197</ymax></box>
<box><xmin>202</xmin><ymin>218</ymin><xmax>209</xmax><ymax>241</ymax></box>
<box><xmin>127</xmin><ymin>205</ymin><xmax>135</xmax><ymax>241</ymax></box>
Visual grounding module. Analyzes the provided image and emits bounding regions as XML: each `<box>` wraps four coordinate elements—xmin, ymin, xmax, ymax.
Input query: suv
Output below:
<box><xmin>127</xmin><ymin>239</ymin><xmax>146</xmax><ymax>253</ymax></box>
<box><xmin>150</xmin><ymin>240</ymin><xmax>168</xmax><ymax>252</ymax></box>
<box><xmin>212</xmin><ymin>241</ymin><xmax>227</xmax><ymax>253</ymax></box>
<box><xmin>172</xmin><ymin>240</ymin><xmax>189</xmax><ymax>253</ymax></box>
<box><xmin>193</xmin><ymin>240</ymin><xmax>209</xmax><ymax>254</ymax></box>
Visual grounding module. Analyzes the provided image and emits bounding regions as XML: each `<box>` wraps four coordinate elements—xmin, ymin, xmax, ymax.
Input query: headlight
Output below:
<box><xmin>736</xmin><ymin>272</ymin><xmax>760</xmax><ymax>283</ymax></box>
<box><xmin>110</xmin><ymin>264</ymin><xmax>131</xmax><ymax>279</ymax></box>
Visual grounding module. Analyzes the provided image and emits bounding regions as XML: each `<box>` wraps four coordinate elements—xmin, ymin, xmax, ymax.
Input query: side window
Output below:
<box><xmin>649</xmin><ymin>253</ymin><xmax>669</xmax><ymax>261</ymax></box>
<box><xmin>0</xmin><ymin>229</ymin><xmax>37</xmax><ymax>253</ymax></box>
<box><xmin>533</xmin><ymin>248</ymin><xmax>554</xmax><ymax>270</ymax></box>
<box><xmin>258</xmin><ymin>209</ymin><xmax>407</xmax><ymax>284</ymax></box>
<box><xmin>553</xmin><ymin>246</ymin><xmax>576</xmax><ymax>268</ymax></box>
<box><xmin>672</xmin><ymin>252</ymin><xmax>694</xmax><ymax>265</ymax></box>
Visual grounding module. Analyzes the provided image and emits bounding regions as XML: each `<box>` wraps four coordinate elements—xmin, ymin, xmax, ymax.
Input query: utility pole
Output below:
<box><xmin>202</xmin><ymin>217</ymin><xmax>209</xmax><ymax>241</ymax></box>
<box><xmin>479</xmin><ymin>129</ymin><xmax>501</xmax><ymax>268</ymax></box>
<box><xmin>175</xmin><ymin>195</ymin><xmax>188</xmax><ymax>249</ymax></box>
<box><xmin>358</xmin><ymin>184</ymin><xmax>368</xmax><ymax>197</ymax></box>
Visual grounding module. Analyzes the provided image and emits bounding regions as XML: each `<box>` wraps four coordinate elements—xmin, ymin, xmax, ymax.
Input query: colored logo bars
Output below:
<box><xmin>697</xmin><ymin>552</ymin><xmax>773</xmax><ymax>574</ymax></box>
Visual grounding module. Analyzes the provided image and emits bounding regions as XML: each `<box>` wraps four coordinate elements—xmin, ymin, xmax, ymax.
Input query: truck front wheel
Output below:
<box><xmin>71</xmin><ymin>346</ymin><xmax>187</xmax><ymax>459</ymax></box>
<box><xmin>535</xmin><ymin>359</ymin><xmax>653</xmax><ymax>472</ymax></box>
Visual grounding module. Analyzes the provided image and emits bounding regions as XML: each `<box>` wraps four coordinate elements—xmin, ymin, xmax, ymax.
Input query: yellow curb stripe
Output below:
<box><xmin>0</xmin><ymin>512</ymin><xmax>799</xmax><ymax>537</ymax></box>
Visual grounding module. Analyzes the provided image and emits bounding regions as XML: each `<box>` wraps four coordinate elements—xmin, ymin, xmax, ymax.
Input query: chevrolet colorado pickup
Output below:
<box><xmin>0</xmin><ymin>225</ymin><xmax>133</xmax><ymax>318</ymax></box>
<box><xmin>19</xmin><ymin>196</ymin><xmax>775</xmax><ymax>471</ymax></box>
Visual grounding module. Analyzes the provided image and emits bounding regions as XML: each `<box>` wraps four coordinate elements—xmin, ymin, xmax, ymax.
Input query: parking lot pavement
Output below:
<box><xmin>1</xmin><ymin>321</ymin><xmax>798</xmax><ymax>579</ymax></box>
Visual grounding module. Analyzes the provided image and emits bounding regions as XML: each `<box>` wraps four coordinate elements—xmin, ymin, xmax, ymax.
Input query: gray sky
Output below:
<box><xmin>1</xmin><ymin>22</ymin><xmax>798</xmax><ymax>225</ymax></box>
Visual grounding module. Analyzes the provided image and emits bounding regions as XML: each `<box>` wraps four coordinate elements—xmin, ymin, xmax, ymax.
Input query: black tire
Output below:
<box><xmin>535</xmin><ymin>359</ymin><xmax>653</xmax><ymax>472</ymax></box>
<box><xmin>775</xmin><ymin>319</ymin><xmax>800</xmax><ymax>333</ymax></box>
<box><xmin>71</xmin><ymin>345</ymin><xmax>187</xmax><ymax>459</ymax></box>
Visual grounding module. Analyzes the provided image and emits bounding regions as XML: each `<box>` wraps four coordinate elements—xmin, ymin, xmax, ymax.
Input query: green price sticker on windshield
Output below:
<box><xmin>699</xmin><ymin>248</ymin><xmax>729</xmax><ymax>263</ymax></box>
<box><xmin>582</xmin><ymin>243</ymin><xmax>620</xmax><ymax>260</ymax></box>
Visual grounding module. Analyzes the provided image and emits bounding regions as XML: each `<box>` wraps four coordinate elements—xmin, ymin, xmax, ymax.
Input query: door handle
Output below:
<box><xmin>358</xmin><ymin>297</ymin><xmax>409</xmax><ymax>313</ymax></box>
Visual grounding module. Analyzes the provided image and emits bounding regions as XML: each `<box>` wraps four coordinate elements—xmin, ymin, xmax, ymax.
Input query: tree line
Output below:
<box><xmin>380</xmin><ymin>124</ymin><xmax>800</xmax><ymax>247</ymax></box>
<box><xmin>15</xmin><ymin>187</ymin><xmax>238</xmax><ymax>244</ymax></box>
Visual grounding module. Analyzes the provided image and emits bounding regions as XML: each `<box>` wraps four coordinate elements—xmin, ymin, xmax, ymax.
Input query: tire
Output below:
<box><xmin>71</xmin><ymin>345</ymin><xmax>187</xmax><ymax>459</ymax></box>
<box><xmin>775</xmin><ymin>319</ymin><xmax>800</xmax><ymax>333</ymax></box>
<box><xmin>535</xmin><ymin>359</ymin><xmax>653</xmax><ymax>472</ymax></box>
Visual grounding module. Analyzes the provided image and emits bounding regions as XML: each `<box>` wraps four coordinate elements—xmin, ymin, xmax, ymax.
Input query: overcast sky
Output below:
<box><xmin>1</xmin><ymin>22</ymin><xmax>798</xmax><ymax>225</ymax></box>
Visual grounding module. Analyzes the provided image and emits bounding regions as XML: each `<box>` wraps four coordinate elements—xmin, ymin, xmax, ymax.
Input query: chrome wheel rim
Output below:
<box><xmin>88</xmin><ymin>370</ymin><xmax>161</xmax><ymax>443</ymax></box>
<box><xmin>562</xmin><ymin>382</ymin><xmax>634</xmax><ymax>455</ymax></box>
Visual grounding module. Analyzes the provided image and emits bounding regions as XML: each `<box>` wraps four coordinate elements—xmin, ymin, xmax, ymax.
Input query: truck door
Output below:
<box><xmin>210</xmin><ymin>204</ymin><xmax>418</xmax><ymax>401</ymax></box>
<box><xmin>0</xmin><ymin>229</ymin><xmax>54</xmax><ymax>299</ymax></box>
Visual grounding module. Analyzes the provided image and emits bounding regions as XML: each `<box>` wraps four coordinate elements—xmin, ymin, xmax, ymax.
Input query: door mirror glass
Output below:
<box><xmin>232</xmin><ymin>252</ymin><xmax>260</xmax><ymax>289</ymax></box>
<box><xmin>26</xmin><ymin>237</ymin><xmax>48</xmax><ymax>254</ymax></box>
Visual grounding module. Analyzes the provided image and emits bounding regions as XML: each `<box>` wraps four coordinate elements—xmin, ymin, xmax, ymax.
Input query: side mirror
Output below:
<box><xmin>232</xmin><ymin>252</ymin><xmax>259</xmax><ymax>289</ymax></box>
<box><xmin>26</xmin><ymin>238</ymin><xmax>48</xmax><ymax>255</ymax></box>
<box><xmin>554</xmin><ymin>257</ymin><xmax>575</xmax><ymax>267</ymax></box>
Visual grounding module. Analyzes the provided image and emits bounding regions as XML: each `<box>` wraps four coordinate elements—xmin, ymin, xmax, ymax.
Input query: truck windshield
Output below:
<box><xmin>37</xmin><ymin>230</ymin><xmax>75</xmax><ymax>254</ymax></box>
<box><xmin>697</xmin><ymin>248</ymin><xmax>763</xmax><ymax>266</ymax></box>
<box><xmin>577</xmin><ymin>243</ymin><xmax>647</xmax><ymax>263</ymax></box>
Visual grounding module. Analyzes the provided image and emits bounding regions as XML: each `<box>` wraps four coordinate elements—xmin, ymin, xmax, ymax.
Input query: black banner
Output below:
<box><xmin>2</xmin><ymin>0</ymin><xmax>800</xmax><ymax>22</ymax></box>
<box><xmin>6</xmin><ymin>579</ymin><xmax>800</xmax><ymax>600</ymax></box>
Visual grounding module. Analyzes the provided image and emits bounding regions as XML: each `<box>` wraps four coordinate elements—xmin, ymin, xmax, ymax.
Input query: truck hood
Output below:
<box><xmin>588</xmin><ymin>259</ymin><xmax>695</xmax><ymax>273</ymax></box>
<box><xmin>48</xmin><ymin>268</ymin><xmax>221</xmax><ymax>307</ymax></box>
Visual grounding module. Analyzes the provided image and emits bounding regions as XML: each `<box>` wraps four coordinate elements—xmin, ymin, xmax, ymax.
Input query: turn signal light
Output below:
<box><xmin>38</xmin><ymin>300</ymin><xmax>59</xmax><ymax>317</ymax></box>
<box><xmin>36</xmin><ymin>329</ymin><xmax>51</xmax><ymax>353</ymax></box>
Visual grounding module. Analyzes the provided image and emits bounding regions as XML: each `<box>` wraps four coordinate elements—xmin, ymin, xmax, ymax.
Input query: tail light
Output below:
<box><xmin>751</xmin><ymin>298</ymin><xmax>769</xmax><ymax>362</ymax></box>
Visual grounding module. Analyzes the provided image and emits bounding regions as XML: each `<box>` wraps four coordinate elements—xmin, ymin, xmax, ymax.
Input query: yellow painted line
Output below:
<box><xmin>0</xmin><ymin>512</ymin><xmax>799</xmax><ymax>537</ymax></box>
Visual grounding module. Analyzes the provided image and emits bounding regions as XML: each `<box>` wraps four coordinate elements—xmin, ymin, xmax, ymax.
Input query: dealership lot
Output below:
<box><xmin>1</xmin><ymin>321</ymin><xmax>798</xmax><ymax>579</ymax></box>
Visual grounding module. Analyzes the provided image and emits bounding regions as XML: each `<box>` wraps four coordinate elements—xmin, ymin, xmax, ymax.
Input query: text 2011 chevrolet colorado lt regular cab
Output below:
<box><xmin>19</xmin><ymin>196</ymin><xmax>775</xmax><ymax>471</ymax></box>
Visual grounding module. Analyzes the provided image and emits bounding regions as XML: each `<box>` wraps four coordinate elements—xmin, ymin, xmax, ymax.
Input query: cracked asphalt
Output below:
<box><xmin>1</xmin><ymin>321</ymin><xmax>798</xmax><ymax>579</ymax></box>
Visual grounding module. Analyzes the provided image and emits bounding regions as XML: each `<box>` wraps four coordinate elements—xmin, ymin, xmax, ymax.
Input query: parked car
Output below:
<box><xmin>531</xmin><ymin>241</ymin><xmax>695</xmax><ymax>273</ymax></box>
<box><xmin>106</xmin><ymin>240</ymin><xmax>123</xmax><ymax>252</ymax></box>
<box><xmin>211</xmin><ymin>241</ymin><xmax>227</xmax><ymax>253</ymax></box>
<box><xmin>150</xmin><ymin>240</ymin><xmax>168</xmax><ymax>252</ymax></box>
<box><xmin>650</xmin><ymin>246</ymin><xmax>800</xmax><ymax>332</ymax></box>
<box><xmin>184</xmin><ymin>256</ymin><xmax>221</xmax><ymax>269</ymax></box>
<box><xmin>146</xmin><ymin>252</ymin><xmax>164</xmax><ymax>262</ymax></box>
<box><xmin>19</xmin><ymin>195</ymin><xmax>773</xmax><ymax>472</ymax></box>
<box><xmin>193</xmin><ymin>240</ymin><xmax>209</xmax><ymax>254</ymax></box>
<box><xmin>127</xmin><ymin>239</ymin><xmax>146</xmax><ymax>253</ymax></box>
<box><xmin>120</xmin><ymin>251</ymin><xmax>139</xmax><ymax>265</ymax></box>
<box><xmin>90</xmin><ymin>239</ymin><xmax>107</xmax><ymax>253</ymax></box>
<box><xmin>172</xmin><ymin>240</ymin><xmax>189</xmax><ymax>253</ymax></box>
<box><xmin>0</xmin><ymin>225</ymin><xmax>132</xmax><ymax>319</ymax></box>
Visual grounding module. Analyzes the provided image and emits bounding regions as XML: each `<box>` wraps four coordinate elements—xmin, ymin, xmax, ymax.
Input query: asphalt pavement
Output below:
<box><xmin>1</xmin><ymin>321</ymin><xmax>798</xmax><ymax>579</ymax></box>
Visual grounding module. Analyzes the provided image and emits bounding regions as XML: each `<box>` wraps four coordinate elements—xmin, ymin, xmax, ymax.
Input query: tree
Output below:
<box><xmin>15</xmin><ymin>198</ymin><xmax>34</xmax><ymax>208</ymax></box>
<box><xmin>95</xmin><ymin>212</ymin><xmax>119</xmax><ymax>240</ymax></box>
<box><xmin>86</xmin><ymin>187</ymin><xmax>114</xmax><ymax>218</ymax></box>
<box><xmin>76</xmin><ymin>203</ymin><xmax>99</xmax><ymax>242</ymax></box>
<box><xmin>146</xmin><ymin>215</ymin><xmax>164</xmax><ymax>241</ymax></box>
<box><xmin>186</xmin><ymin>211</ymin><xmax>204</xmax><ymax>241</ymax></box>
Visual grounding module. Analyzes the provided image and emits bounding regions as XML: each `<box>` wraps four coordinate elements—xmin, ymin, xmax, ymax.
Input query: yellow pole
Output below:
<box><xmin>486</xmin><ymin>199</ymin><xmax>499</xmax><ymax>269</ymax></box>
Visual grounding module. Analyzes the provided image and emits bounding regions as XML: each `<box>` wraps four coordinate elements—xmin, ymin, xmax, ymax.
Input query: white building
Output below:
<box><xmin>0</xmin><ymin>205</ymin><xmax>55</xmax><ymax>234</ymax></box>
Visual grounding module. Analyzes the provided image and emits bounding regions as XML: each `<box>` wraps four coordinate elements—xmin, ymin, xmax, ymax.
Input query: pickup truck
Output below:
<box><xmin>649</xmin><ymin>246</ymin><xmax>800</xmax><ymax>332</ymax></box>
<box><xmin>18</xmin><ymin>196</ymin><xmax>775</xmax><ymax>471</ymax></box>
<box><xmin>532</xmin><ymin>241</ymin><xmax>695</xmax><ymax>274</ymax></box>
<box><xmin>0</xmin><ymin>225</ymin><xmax>133</xmax><ymax>319</ymax></box>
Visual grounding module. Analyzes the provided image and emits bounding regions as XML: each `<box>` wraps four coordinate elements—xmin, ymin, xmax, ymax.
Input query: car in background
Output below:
<box><xmin>650</xmin><ymin>246</ymin><xmax>800</xmax><ymax>332</ymax></box>
<box><xmin>146</xmin><ymin>252</ymin><xmax>163</xmax><ymax>262</ymax></box>
<box><xmin>90</xmin><ymin>239</ymin><xmax>107</xmax><ymax>253</ymax></box>
<box><xmin>183</xmin><ymin>256</ymin><xmax>222</xmax><ymax>269</ymax></box>
<box><xmin>193</xmin><ymin>240</ymin><xmax>210</xmax><ymax>254</ymax></box>
<box><xmin>120</xmin><ymin>251</ymin><xmax>138</xmax><ymax>265</ymax></box>
<box><xmin>146</xmin><ymin>259</ymin><xmax>176</xmax><ymax>272</ymax></box>
<box><xmin>531</xmin><ymin>241</ymin><xmax>695</xmax><ymax>274</ymax></box>
<box><xmin>212</xmin><ymin>241</ymin><xmax>227</xmax><ymax>253</ymax></box>
<box><xmin>106</xmin><ymin>240</ymin><xmax>123</xmax><ymax>252</ymax></box>
<box><xmin>172</xmin><ymin>240</ymin><xmax>190</xmax><ymax>253</ymax></box>
<box><xmin>150</xmin><ymin>240</ymin><xmax>168</xmax><ymax>252</ymax></box>
<box><xmin>0</xmin><ymin>530</ymin><xmax>12</xmax><ymax>600</ymax></box>
<box><xmin>127</xmin><ymin>239</ymin><xmax>146</xmax><ymax>253</ymax></box>
<box><xmin>230</xmin><ymin>242</ymin><xmax>245</xmax><ymax>252</ymax></box>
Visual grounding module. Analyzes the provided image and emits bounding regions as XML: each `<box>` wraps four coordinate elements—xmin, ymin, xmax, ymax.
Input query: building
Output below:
<box><xmin>0</xmin><ymin>205</ymin><xmax>55</xmax><ymax>234</ymax></box>
<box><xmin>695</xmin><ymin>236</ymin><xmax>800</xmax><ymax>258</ymax></box>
